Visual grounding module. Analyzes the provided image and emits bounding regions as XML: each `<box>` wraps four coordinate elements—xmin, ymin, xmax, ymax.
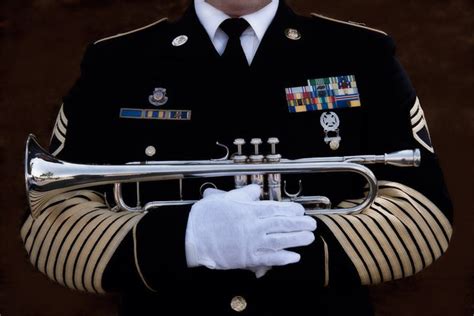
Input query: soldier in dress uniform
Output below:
<box><xmin>21</xmin><ymin>0</ymin><xmax>453</xmax><ymax>315</ymax></box>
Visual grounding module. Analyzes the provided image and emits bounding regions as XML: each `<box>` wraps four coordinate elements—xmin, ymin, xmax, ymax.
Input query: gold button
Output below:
<box><xmin>230</xmin><ymin>296</ymin><xmax>247</xmax><ymax>312</ymax></box>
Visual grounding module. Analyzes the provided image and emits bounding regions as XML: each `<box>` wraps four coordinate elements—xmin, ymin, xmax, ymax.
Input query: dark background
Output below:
<box><xmin>0</xmin><ymin>0</ymin><xmax>472</xmax><ymax>315</ymax></box>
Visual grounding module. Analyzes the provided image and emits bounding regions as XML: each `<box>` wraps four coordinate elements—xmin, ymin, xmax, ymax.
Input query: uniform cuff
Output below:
<box><xmin>264</xmin><ymin>230</ymin><xmax>327</xmax><ymax>284</ymax></box>
<box><xmin>134</xmin><ymin>205</ymin><xmax>192</xmax><ymax>289</ymax></box>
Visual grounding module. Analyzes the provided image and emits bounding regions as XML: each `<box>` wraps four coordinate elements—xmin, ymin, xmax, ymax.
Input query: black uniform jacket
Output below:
<box><xmin>21</xmin><ymin>2</ymin><xmax>453</xmax><ymax>315</ymax></box>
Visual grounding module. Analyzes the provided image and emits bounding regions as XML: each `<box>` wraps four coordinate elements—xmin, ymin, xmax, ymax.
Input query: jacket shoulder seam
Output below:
<box><xmin>310</xmin><ymin>13</ymin><xmax>388</xmax><ymax>36</ymax></box>
<box><xmin>94</xmin><ymin>17</ymin><xmax>168</xmax><ymax>45</ymax></box>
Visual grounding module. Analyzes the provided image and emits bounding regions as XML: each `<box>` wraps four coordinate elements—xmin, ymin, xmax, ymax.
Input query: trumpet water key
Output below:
<box><xmin>25</xmin><ymin>134</ymin><xmax>420</xmax><ymax>219</ymax></box>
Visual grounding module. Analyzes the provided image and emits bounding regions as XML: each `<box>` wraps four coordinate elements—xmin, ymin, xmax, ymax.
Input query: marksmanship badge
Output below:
<box><xmin>320</xmin><ymin>111</ymin><xmax>341</xmax><ymax>150</ymax></box>
<box><xmin>149</xmin><ymin>88</ymin><xmax>168</xmax><ymax>106</ymax></box>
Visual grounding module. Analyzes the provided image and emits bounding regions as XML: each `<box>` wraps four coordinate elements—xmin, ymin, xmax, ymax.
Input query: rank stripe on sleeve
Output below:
<box><xmin>320</xmin><ymin>236</ymin><xmax>329</xmax><ymax>287</ymax></box>
<box><xmin>21</xmin><ymin>190</ymin><xmax>145</xmax><ymax>294</ymax></box>
<box><xmin>317</xmin><ymin>215</ymin><xmax>372</xmax><ymax>284</ymax></box>
<box><xmin>50</xmin><ymin>104</ymin><xmax>68</xmax><ymax>157</ymax></box>
<box><xmin>315</xmin><ymin>181</ymin><xmax>452</xmax><ymax>285</ymax></box>
<box><xmin>74</xmin><ymin>212</ymin><xmax>140</xmax><ymax>292</ymax></box>
<box><xmin>34</xmin><ymin>202</ymin><xmax>106</xmax><ymax>274</ymax></box>
<box><xmin>375</xmin><ymin>198</ymin><xmax>434</xmax><ymax>268</ymax></box>
<box><xmin>21</xmin><ymin>191</ymin><xmax>104</xmax><ymax>243</ymax></box>
<box><xmin>378</xmin><ymin>181</ymin><xmax>452</xmax><ymax>241</ymax></box>
<box><xmin>409</xmin><ymin>97</ymin><xmax>434</xmax><ymax>153</ymax></box>
<box><xmin>25</xmin><ymin>197</ymin><xmax>96</xmax><ymax>257</ymax></box>
<box><xmin>334</xmin><ymin>214</ymin><xmax>387</xmax><ymax>282</ymax></box>
<box><xmin>339</xmin><ymin>200</ymin><xmax>404</xmax><ymax>280</ymax></box>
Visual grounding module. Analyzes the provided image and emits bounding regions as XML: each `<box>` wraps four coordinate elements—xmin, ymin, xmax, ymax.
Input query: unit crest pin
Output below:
<box><xmin>149</xmin><ymin>87</ymin><xmax>168</xmax><ymax>106</ymax></box>
<box><xmin>172</xmin><ymin>35</ymin><xmax>188</xmax><ymax>47</ymax></box>
<box><xmin>285</xmin><ymin>28</ymin><xmax>301</xmax><ymax>40</ymax></box>
<box><xmin>320</xmin><ymin>111</ymin><xmax>341</xmax><ymax>150</ymax></box>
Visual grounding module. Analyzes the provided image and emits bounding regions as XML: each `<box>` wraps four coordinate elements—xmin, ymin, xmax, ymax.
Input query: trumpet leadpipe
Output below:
<box><xmin>287</xmin><ymin>149</ymin><xmax>421</xmax><ymax>167</ymax></box>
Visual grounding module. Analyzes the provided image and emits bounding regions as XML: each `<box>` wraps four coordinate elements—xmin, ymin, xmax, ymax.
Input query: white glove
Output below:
<box><xmin>201</xmin><ymin>187</ymin><xmax>270</xmax><ymax>278</ymax></box>
<box><xmin>185</xmin><ymin>184</ymin><xmax>317</xmax><ymax>276</ymax></box>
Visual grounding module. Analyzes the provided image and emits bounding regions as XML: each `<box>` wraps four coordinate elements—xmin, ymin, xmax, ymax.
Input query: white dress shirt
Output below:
<box><xmin>194</xmin><ymin>0</ymin><xmax>279</xmax><ymax>65</ymax></box>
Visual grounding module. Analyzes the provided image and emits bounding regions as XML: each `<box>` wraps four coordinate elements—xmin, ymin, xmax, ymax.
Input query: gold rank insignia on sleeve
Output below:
<box><xmin>410</xmin><ymin>97</ymin><xmax>434</xmax><ymax>153</ymax></box>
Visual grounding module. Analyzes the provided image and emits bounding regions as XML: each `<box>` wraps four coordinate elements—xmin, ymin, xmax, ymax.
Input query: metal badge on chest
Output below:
<box><xmin>149</xmin><ymin>87</ymin><xmax>168</xmax><ymax>106</ymax></box>
<box><xmin>320</xmin><ymin>111</ymin><xmax>341</xmax><ymax>150</ymax></box>
<box><xmin>285</xmin><ymin>75</ymin><xmax>361</xmax><ymax>150</ymax></box>
<box><xmin>172</xmin><ymin>35</ymin><xmax>188</xmax><ymax>47</ymax></box>
<box><xmin>119</xmin><ymin>86</ymin><xmax>192</xmax><ymax>121</ymax></box>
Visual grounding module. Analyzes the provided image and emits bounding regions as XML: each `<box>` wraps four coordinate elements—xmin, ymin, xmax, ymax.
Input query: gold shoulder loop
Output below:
<box><xmin>310</xmin><ymin>13</ymin><xmax>387</xmax><ymax>36</ymax></box>
<box><xmin>94</xmin><ymin>17</ymin><xmax>168</xmax><ymax>45</ymax></box>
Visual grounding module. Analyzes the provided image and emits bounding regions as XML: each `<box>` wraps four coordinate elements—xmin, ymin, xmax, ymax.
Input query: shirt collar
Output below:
<box><xmin>242</xmin><ymin>0</ymin><xmax>279</xmax><ymax>41</ymax></box>
<box><xmin>194</xmin><ymin>0</ymin><xmax>279</xmax><ymax>41</ymax></box>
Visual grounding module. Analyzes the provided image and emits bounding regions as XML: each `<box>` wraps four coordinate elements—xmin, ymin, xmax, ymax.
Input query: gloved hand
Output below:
<box><xmin>201</xmin><ymin>187</ymin><xmax>271</xmax><ymax>278</ymax></box>
<box><xmin>185</xmin><ymin>184</ymin><xmax>317</xmax><ymax>277</ymax></box>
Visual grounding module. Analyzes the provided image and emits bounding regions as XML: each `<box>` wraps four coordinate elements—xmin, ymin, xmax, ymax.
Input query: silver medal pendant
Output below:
<box><xmin>320</xmin><ymin>111</ymin><xmax>341</xmax><ymax>150</ymax></box>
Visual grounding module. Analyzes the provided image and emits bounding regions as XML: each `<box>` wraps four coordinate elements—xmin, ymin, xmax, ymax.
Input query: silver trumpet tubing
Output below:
<box><xmin>25</xmin><ymin>134</ymin><xmax>421</xmax><ymax>219</ymax></box>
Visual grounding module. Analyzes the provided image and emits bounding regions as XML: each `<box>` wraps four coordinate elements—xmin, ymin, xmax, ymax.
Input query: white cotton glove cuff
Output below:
<box><xmin>185</xmin><ymin>184</ymin><xmax>317</xmax><ymax>273</ymax></box>
<box><xmin>185</xmin><ymin>238</ymin><xmax>201</xmax><ymax>268</ymax></box>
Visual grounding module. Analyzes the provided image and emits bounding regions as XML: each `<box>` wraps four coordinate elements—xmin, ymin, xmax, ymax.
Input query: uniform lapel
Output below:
<box><xmin>250</xmin><ymin>1</ymin><xmax>303</xmax><ymax>70</ymax></box>
<box><xmin>167</xmin><ymin>3</ymin><xmax>221</xmax><ymax>64</ymax></box>
<box><xmin>167</xmin><ymin>1</ymin><xmax>304</xmax><ymax>69</ymax></box>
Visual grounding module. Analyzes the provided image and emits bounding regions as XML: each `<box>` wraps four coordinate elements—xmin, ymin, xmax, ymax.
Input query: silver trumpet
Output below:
<box><xmin>25</xmin><ymin>134</ymin><xmax>420</xmax><ymax>219</ymax></box>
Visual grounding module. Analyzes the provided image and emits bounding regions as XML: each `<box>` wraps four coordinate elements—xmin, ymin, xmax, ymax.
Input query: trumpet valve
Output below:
<box><xmin>267</xmin><ymin>173</ymin><xmax>282</xmax><ymax>201</ymax></box>
<box><xmin>233</xmin><ymin>138</ymin><xmax>248</xmax><ymax>188</ymax></box>
<box><xmin>250</xmin><ymin>138</ymin><xmax>262</xmax><ymax>155</ymax></box>
<box><xmin>233</xmin><ymin>138</ymin><xmax>247</xmax><ymax>163</ymax></box>
<box><xmin>266</xmin><ymin>137</ymin><xmax>281</xmax><ymax>162</ymax></box>
<box><xmin>249</xmin><ymin>138</ymin><xmax>264</xmax><ymax>197</ymax></box>
<box><xmin>266</xmin><ymin>137</ymin><xmax>282</xmax><ymax>201</ymax></box>
<box><xmin>249</xmin><ymin>138</ymin><xmax>264</xmax><ymax>163</ymax></box>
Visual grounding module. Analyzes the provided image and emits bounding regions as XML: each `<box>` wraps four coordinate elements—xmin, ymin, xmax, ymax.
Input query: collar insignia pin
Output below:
<box><xmin>149</xmin><ymin>87</ymin><xmax>168</xmax><ymax>106</ymax></box>
<box><xmin>285</xmin><ymin>28</ymin><xmax>301</xmax><ymax>40</ymax></box>
<box><xmin>172</xmin><ymin>35</ymin><xmax>188</xmax><ymax>47</ymax></box>
<box><xmin>320</xmin><ymin>111</ymin><xmax>341</xmax><ymax>150</ymax></box>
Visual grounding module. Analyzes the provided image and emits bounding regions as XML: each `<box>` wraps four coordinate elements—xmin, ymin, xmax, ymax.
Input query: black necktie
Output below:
<box><xmin>219</xmin><ymin>18</ymin><xmax>250</xmax><ymax>69</ymax></box>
